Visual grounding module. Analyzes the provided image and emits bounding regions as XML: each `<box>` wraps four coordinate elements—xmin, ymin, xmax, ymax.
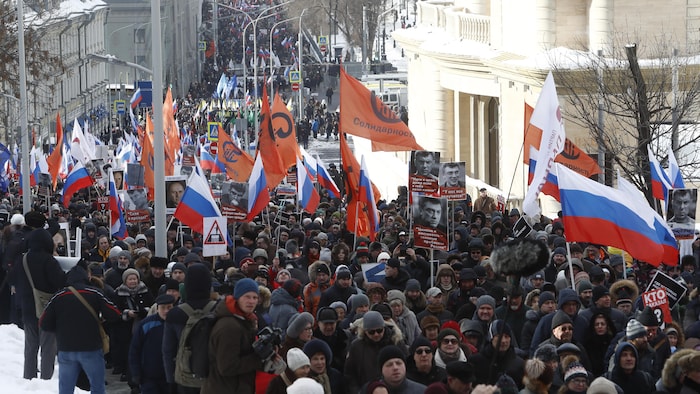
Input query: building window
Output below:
<box><xmin>135</xmin><ymin>28</ymin><xmax>146</xmax><ymax>44</ymax></box>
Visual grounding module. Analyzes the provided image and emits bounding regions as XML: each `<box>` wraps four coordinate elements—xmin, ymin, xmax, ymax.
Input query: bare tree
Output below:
<box><xmin>548</xmin><ymin>37</ymin><xmax>700</xmax><ymax>205</ymax></box>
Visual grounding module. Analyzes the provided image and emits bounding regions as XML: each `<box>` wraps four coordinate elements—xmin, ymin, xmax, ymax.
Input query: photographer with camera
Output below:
<box><xmin>202</xmin><ymin>278</ymin><xmax>284</xmax><ymax>394</ymax></box>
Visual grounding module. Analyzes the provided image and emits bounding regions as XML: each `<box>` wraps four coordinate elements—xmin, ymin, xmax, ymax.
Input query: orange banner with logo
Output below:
<box><xmin>524</xmin><ymin>103</ymin><xmax>601</xmax><ymax>178</ymax></box>
<box><xmin>257</xmin><ymin>85</ymin><xmax>287</xmax><ymax>188</ymax></box>
<box><xmin>271</xmin><ymin>93</ymin><xmax>301</xmax><ymax>169</ymax></box>
<box><xmin>340</xmin><ymin>67</ymin><xmax>423</xmax><ymax>152</ymax></box>
<box><xmin>217</xmin><ymin>125</ymin><xmax>254</xmax><ymax>182</ymax></box>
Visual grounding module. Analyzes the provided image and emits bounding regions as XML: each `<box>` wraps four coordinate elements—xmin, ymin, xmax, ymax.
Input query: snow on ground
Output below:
<box><xmin>0</xmin><ymin>324</ymin><xmax>89</xmax><ymax>394</ymax></box>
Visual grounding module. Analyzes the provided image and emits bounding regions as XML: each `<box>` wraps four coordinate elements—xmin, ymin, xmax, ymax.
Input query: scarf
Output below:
<box><xmin>426</xmin><ymin>301</ymin><xmax>444</xmax><ymax>314</ymax></box>
<box><xmin>434</xmin><ymin>348</ymin><xmax>466</xmax><ymax>368</ymax></box>
<box><xmin>225</xmin><ymin>295</ymin><xmax>258</xmax><ymax>323</ymax></box>
<box><xmin>312</xmin><ymin>372</ymin><xmax>332</xmax><ymax>393</ymax></box>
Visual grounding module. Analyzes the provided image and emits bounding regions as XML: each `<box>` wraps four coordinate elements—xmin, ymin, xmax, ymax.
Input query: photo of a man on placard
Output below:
<box><xmin>410</xmin><ymin>151</ymin><xmax>440</xmax><ymax>180</ymax></box>
<box><xmin>113</xmin><ymin>170</ymin><xmax>124</xmax><ymax>190</ymax></box>
<box><xmin>414</xmin><ymin>196</ymin><xmax>447</xmax><ymax>232</ymax></box>
<box><xmin>668</xmin><ymin>188</ymin><xmax>697</xmax><ymax>230</ymax></box>
<box><xmin>439</xmin><ymin>162</ymin><xmax>465</xmax><ymax>188</ymax></box>
<box><xmin>166</xmin><ymin>180</ymin><xmax>186</xmax><ymax>208</ymax></box>
<box><xmin>221</xmin><ymin>181</ymin><xmax>248</xmax><ymax>209</ymax></box>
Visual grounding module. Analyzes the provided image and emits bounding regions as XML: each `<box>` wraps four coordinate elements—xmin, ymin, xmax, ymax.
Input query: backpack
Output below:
<box><xmin>174</xmin><ymin>300</ymin><xmax>218</xmax><ymax>388</ymax></box>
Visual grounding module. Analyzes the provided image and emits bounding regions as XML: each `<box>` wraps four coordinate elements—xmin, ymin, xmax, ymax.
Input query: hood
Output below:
<box><xmin>610</xmin><ymin>279</ymin><xmax>639</xmax><ymax>305</ymax></box>
<box><xmin>66</xmin><ymin>265</ymin><xmax>89</xmax><ymax>287</ymax></box>
<box><xmin>308</xmin><ymin>260</ymin><xmax>330</xmax><ymax>284</ymax></box>
<box><xmin>234</xmin><ymin>246</ymin><xmax>251</xmax><ymax>265</ymax></box>
<box><xmin>436</xmin><ymin>264</ymin><xmax>456</xmax><ymax>285</ymax></box>
<box><xmin>270</xmin><ymin>287</ymin><xmax>298</xmax><ymax>307</ymax></box>
<box><xmin>557</xmin><ymin>288</ymin><xmax>581</xmax><ymax>310</ymax></box>
<box><xmin>613</xmin><ymin>342</ymin><xmax>638</xmax><ymax>373</ymax></box>
<box><xmin>455</xmin><ymin>225</ymin><xmax>470</xmax><ymax>240</ymax></box>
<box><xmin>28</xmin><ymin>228</ymin><xmax>55</xmax><ymax>254</ymax></box>
<box><xmin>525</xmin><ymin>309</ymin><xmax>540</xmax><ymax>321</ymax></box>
<box><xmin>259</xmin><ymin>286</ymin><xmax>271</xmax><ymax>309</ymax></box>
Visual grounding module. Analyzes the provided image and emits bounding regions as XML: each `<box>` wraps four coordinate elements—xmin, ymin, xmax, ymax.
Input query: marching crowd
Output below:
<box><xmin>3</xmin><ymin>189</ymin><xmax>700</xmax><ymax>394</ymax></box>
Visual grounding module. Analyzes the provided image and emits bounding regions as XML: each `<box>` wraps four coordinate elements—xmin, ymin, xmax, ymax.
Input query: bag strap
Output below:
<box><xmin>22</xmin><ymin>254</ymin><xmax>37</xmax><ymax>290</ymax></box>
<box><xmin>68</xmin><ymin>286</ymin><xmax>101</xmax><ymax>325</ymax></box>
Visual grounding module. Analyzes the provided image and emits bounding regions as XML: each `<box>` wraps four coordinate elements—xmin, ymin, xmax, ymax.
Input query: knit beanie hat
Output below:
<box><xmin>626</xmin><ymin>319</ymin><xmax>647</xmax><ymax>340</ymax></box>
<box><xmin>287</xmin><ymin>312</ymin><xmax>315</xmax><ymax>339</ymax></box>
<box><xmin>496</xmin><ymin>374</ymin><xmax>519</xmax><ymax>394</ymax></box>
<box><xmin>122</xmin><ymin>268</ymin><xmax>140</xmax><ymax>282</ymax></box>
<box><xmin>588</xmin><ymin>377</ymin><xmax>618</xmax><ymax>394</ymax></box>
<box><xmin>276</xmin><ymin>269</ymin><xmax>291</xmax><ymax>281</ymax></box>
<box><xmin>171</xmin><ymin>262</ymin><xmax>187</xmax><ymax>274</ymax></box>
<box><xmin>286</xmin><ymin>348</ymin><xmax>311</xmax><ymax>371</ymax></box>
<box><xmin>363</xmin><ymin>310</ymin><xmax>385</xmax><ymax>331</ymax></box>
<box><xmin>637</xmin><ymin>306</ymin><xmax>659</xmax><ymax>327</ymax></box>
<box><xmin>563</xmin><ymin>361</ymin><xmax>588</xmax><ymax>383</ymax></box>
<box><xmin>405</xmin><ymin>278</ymin><xmax>421</xmax><ymax>292</ymax></box>
<box><xmin>488</xmin><ymin>320</ymin><xmax>513</xmax><ymax>340</ymax></box>
<box><xmin>283</xmin><ymin>278</ymin><xmax>303</xmax><ymax>298</ymax></box>
<box><xmin>591</xmin><ymin>286</ymin><xmax>610</xmax><ymax>303</ymax></box>
<box><xmin>109</xmin><ymin>246</ymin><xmax>123</xmax><ymax>259</ymax></box>
<box><xmin>329</xmin><ymin>301</ymin><xmax>347</xmax><ymax>313</ymax></box>
<box><xmin>438</xmin><ymin>328</ymin><xmax>461</xmax><ymax>343</ymax></box>
<box><xmin>184</xmin><ymin>263</ymin><xmax>212</xmax><ymax>301</ymax></box>
<box><xmin>476</xmin><ymin>295</ymin><xmax>496</xmax><ymax>309</ymax></box>
<box><xmin>538</xmin><ymin>291</ymin><xmax>556</xmax><ymax>308</ymax></box>
<box><xmin>534</xmin><ymin>343</ymin><xmax>558</xmax><ymax>363</ymax></box>
<box><xmin>349</xmin><ymin>294</ymin><xmax>370</xmax><ymax>310</ymax></box>
<box><xmin>377</xmin><ymin>345</ymin><xmax>405</xmax><ymax>368</ymax></box>
<box><xmin>551</xmin><ymin>310</ymin><xmax>573</xmax><ymax>331</ymax></box>
<box><xmin>410</xmin><ymin>336</ymin><xmax>433</xmax><ymax>355</ymax></box>
<box><xmin>576</xmin><ymin>279</ymin><xmax>593</xmax><ymax>294</ymax></box>
<box><xmin>25</xmin><ymin>211</ymin><xmax>46</xmax><ymax>229</ymax></box>
<box><xmin>387</xmin><ymin>290</ymin><xmax>406</xmax><ymax>305</ymax></box>
<box><xmin>233</xmin><ymin>278</ymin><xmax>260</xmax><ymax>299</ymax></box>
<box><xmin>287</xmin><ymin>377</ymin><xmax>323</xmax><ymax>394</ymax></box>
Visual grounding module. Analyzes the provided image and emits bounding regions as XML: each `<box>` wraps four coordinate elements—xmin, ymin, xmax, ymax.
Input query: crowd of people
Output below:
<box><xmin>4</xmin><ymin>184</ymin><xmax>700</xmax><ymax>394</ymax></box>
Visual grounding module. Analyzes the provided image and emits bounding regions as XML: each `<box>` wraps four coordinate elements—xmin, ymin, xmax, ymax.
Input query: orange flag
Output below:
<box><xmin>341</xmin><ymin>133</ymin><xmax>381</xmax><ymax>238</ymax></box>
<box><xmin>257</xmin><ymin>85</ymin><xmax>287</xmax><ymax>188</ymax></box>
<box><xmin>339</xmin><ymin>67</ymin><xmax>423</xmax><ymax>152</ymax></box>
<box><xmin>217</xmin><ymin>125</ymin><xmax>254</xmax><ymax>182</ymax></box>
<box><xmin>524</xmin><ymin>102</ymin><xmax>601</xmax><ymax>178</ymax></box>
<box><xmin>163</xmin><ymin>87</ymin><xmax>180</xmax><ymax>160</ymax></box>
<box><xmin>46</xmin><ymin>113</ymin><xmax>63</xmax><ymax>189</ymax></box>
<box><xmin>271</xmin><ymin>92</ymin><xmax>301</xmax><ymax>169</ymax></box>
<box><xmin>142</xmin><ymin>115</ymin><xmax>155</xmax><ymax>199</ymax></box>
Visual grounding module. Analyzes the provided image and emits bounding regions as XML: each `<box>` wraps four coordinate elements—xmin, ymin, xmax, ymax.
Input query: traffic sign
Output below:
<box><xmin>289</xmin><ymin>70</ymin><xmax>301</xmax><ymax>83</ymax></box>
<box><xmin>318</xmin><ymin>35</ymin><xmax>328</xmax><ymax>53</ymax></box>
<box><xmin>203</xmin><ymin>217</ymin><xmax>227</xmax><ymax>257</ymax></box>
<box><xmin>207</xmin><ymin>122</ymin><xmax>221</xmax><ymax>141</ymax></box>
<box><xmin>210</xmin><ymin>141</ymin><xmax>218</xmax><ymax>155</ymax></box>
<box><xmin>291</xmin><ymin>82</ymin><xmax>300</xmax><ymax>91</ymax></box>
<box><xmin>114</xmin><ymin>100</ymin><xmax>126</xmax><ymax>115</ymax></box>
<box><xmin>198</xmin><ymin>41</ymin><xmax>207</xmax><ymax>51</ymax></box>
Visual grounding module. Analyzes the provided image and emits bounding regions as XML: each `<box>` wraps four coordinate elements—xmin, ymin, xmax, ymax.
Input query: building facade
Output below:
<box><xmin>393</xmin><ymin>0</ymin><xmax>700</xmax><ymax>208</ymax></box>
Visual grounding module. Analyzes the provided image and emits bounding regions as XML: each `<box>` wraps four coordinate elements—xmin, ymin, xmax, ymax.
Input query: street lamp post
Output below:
<box><xmin>269</xmin><ymin>16</ymin><xmax>297</xmax><ymax>98</ymax></box>
<box><xmin>298</xmin><ymin>8</ymin><xmax>307</xmax><ymax>123</ymax></box>
<box><xmin>17</xmin><ymin>0</ymin><xmax>30</xmax><ymax>213</ymax></box>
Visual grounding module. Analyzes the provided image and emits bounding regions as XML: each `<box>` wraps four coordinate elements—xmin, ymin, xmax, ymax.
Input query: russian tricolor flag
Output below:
<box><xmin>300</xmin><ymin>146</ymin><xmax>317</xmax><ymax>181</ymax></box>
<box><xmin>359</xmin><ymin>156</ymin><xmax>380</xmax><ymax>238</ymax></box>
<box><xmin>316</xmin><ymin>155</ymin><xmax>340</xmax><ymax>199</ymax></box>
<box><xmin>297</xmin><ymin>156</ymin><xmax>320</xmax><ymax>213</ymax></box>
<box><xmin>62</xmin><ymin>161</ymin><xmax>93</xmax><ymax>207</ymax></box>
<box><xmin>130</xmin><ymin>88</ymin><xmax>142</xmax><ymax>109</ymax></box>
<box><xmin>648</xmin><ymin>145</ymin><xmax>672</xmax><ymax>201</ymax></box>
<box><xmin>558</xmin><ymin>163</ymin><xmax>671</xmax><ymax>266</ymax></box>
<box><xmin>108</xmin><ymin>170</ymin><xmax>127</xmax><ymax>239</ymax></box>
<box><xmin>247</xmin><ymin>152</ymin><xmax>270</xmax><ymax>221</ymax></box>
<box><xmin>528</xmin><ymin>147</ymin><xmax>560</xmax><ymax>201</ymax></box>
<box><xmin>173</xmin><ymin>170</ymin><xmax>222</xmax><ymax>234</ymax></box>
<box><xmin>200</xmin><ymin>145</ymin><xmax>225</xmax><ymax>174</ymax></box>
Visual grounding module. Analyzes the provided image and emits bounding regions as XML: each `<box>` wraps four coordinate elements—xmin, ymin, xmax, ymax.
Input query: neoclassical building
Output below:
<box><xmin>393</xmin><ymin>0</ymin><xmax>700</xmax><ymax>209</ymax></box>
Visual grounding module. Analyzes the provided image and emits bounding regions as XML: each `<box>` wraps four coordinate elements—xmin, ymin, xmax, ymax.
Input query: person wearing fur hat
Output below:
<box><xmin>468</xmin><ymin>320</ymin><xmax>524</xmax><ymax>388</ymax></box>
<box><xmin>279</xmin><ymin>312</ymin><xmax>315</xmax><ymax>359</ymax></box>
<box><xmin>304</xmin><ymin>261</ymin><xmax>332</xmax><ymax>322</ymax></box>
<box><xmin>521</xmin><ymin>358</ymin><xmax>554</xmax><ymax>394</ymax></box>
<box><xmin>143</xmin><ymin>256</ymin><xmax>168</xmax><ymax>298</ymax></box>
<box><xmin>404</xmin><ymin>278</ymin><xmax>427</xmax><ymax>314</ymax></box>
<box><xmin>359</xmin><ymin>345</ymin><xmax>426</xmax><ymax>394</ymax></box>
<box><xmin>265</xmin><ymin>347</ymin><xmax>311</xmax><ymax>394</ymax></box>
<box><xmin>609</xmin><ymin>279</ymin><xmax>638</xmax><ymax>318</ymax></box>
<box><xmin>113</xmin><ymin>267</ymin><xmax>154</xmax><ymax>382</ymax></box>
<box><xmin>303</xmin><ymin>338</ymin><xmax>343</xmax><ymax>394</ymax></box>
<box><xmin>366</xmin><ymin>282</ymin><xmax>388</xmax><ymax>306</ymax></box>
<box><xmin>202</xmin><ymin>278</ymin><xmax>278</xmax><ymax>394</ymax></box>
<box><xmin>269</xmin><ymin>278</ymin><xmax>303</xmax><ymax>333</ymax></box>
<box><xmin>344</xmin><ymin>311</ymin><xmax>397</xmax><ymax>394</ymax></box>
<box><xmin>603</xmin><ymin>341</ymin><xmax>655</xmax><ymax>393</ymax></box>
<box><xmin>164</xmin><ymin>263</ymin><xmax>217</xmax><ymax>393</ymax></box>
<box><xmin>255</xmin><ymin>285</ymin><xmax>272</xmax><ymax>330</ymax></box>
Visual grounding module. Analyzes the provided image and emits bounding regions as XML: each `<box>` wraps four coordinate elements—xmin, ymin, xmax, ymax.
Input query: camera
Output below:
<box><xmin>252</xmin><ymin>326</ymin><xmax>284</xmax><ymax>362</ymax></box>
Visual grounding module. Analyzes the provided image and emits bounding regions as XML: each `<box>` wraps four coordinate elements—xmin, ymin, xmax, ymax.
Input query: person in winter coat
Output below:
<box><xmin>495</xmin><ymin>287</ymin><xmax>530</xmax><ymax>346</ymax></box>
<box><xmin>434</xmin><ymin>328</ymin><xmax>468</xmax><ymax>369</ymax></box>
<box><xmin>304</xmin><ymin>262</ymin><xmax>331</xmax><ymax>322</ymax></box>
<box><xmin>558</xmin><ymin>357</ymin><xmax>589</xmax><ymax>394</ymax></box>
<box><xmin>446</xmin><ymin>268</ymin><xmax>479</xmax><ymax>315</ymax></box>
<box><xmin>469</xmin><ymin>320</ymin><xmax>525</xmax><ymax>389</ymax></box>
<box><xmin>318</xmin><ymin>266</ymin><xmax>357</xmax><ymax>307</ymax></box>
<box><xmin>105</xmin><ymin>250</ymin><xmax>134</xmax><ymax>289</ymax></box>
<box><xmin>387</xmin><ymin>290</ymin><xmax>421</xmax><ymax>348</ymax></box>
<box><xmin>581</xmin><ymin>312</ymin><xmax>616</xmax><ymax>377</ymax></box>
<box><xmin>404</xmin><ymin>279</ymin><xmax>427</xmax><ymax>314</ymax></box>
<box><xmin>416</xmin><ymin>287</ymin><xmax>454</xmax><ymax>325</ymax></box>
<box><xmin>313</xmin><ymin>306</ymin><xmax>349</xmax><ymax>372</ymax></box>
<box><xmin>279</xmin><ymin>312</ymin><xmax>315</xmax><ymax>359</ymax></box>
<box><xmin>113</xmin><ymin>268</ymin><xmax>154</xmax><ymax>382</ymax></box>
<box><xmin>361</xmin><ymin>345</ymin><xmax>427</xmax><ymax>394</ymax></box>
<box><xmin>269</xmin><ymin>278</ymin><xmax>302</xmax><ymax>333</ymax></box>
<box><xmin>39</xmin><ymin>264</ymin><xmax>121</xmax><ymax>393</ymax></box>
<box><xmin>380</xmin><ymin>258</ymin><xmax>411</xmax><ymax>292</ymax></box>
<box><xmin>16</xmin><ymin>220</ymin><xmax>66</xmax><ymax>380</ymax></box>
<box><xmin>129</xmin><ymin>294</ymin><xmax>175</xmax><ymax>393</ymax></box>
<box><xmin>265</xmin><ymin>348</ymin><xmax>310</xmax><ymax>394</ymax></box>
<box><xmin>676</xmin><ymin>350</ymin><xmax>700</xmax><ymax>394</ymax></box>
<box><xmin>530</xmin><ymin>289</ymin><xmax>587</xmax><ymax>356</ymax></box>
<box><xmin>405</xmin><ymin>336</ymin><xmax>446</xmax><ymax>386</ymax></box>
<box><xmin>303</xmin><ymin>339</ymin><xmax>344</xmax><ymax>394</ymax></box>
<box><xmin>521</xmin><ymin>291</ymin><xmax>556</xmax><ymax>352</ymax></box>
<box><xmin>578</xmin><ymin>286</ymin><xmax>627</xmax><ymax>334</ymax></box>
<box><xmin>603</xmin><ymin>341</ymin><xmax>655</xmax><ymax>393</ymax></box>
<box><xmin>535</xmin><ymin>310</ymin><xmax>592</xmax><ymax>372</ymax></box>
<box><xmin>344</xmin><ymin>311</ymin><xmax>396</xmax><ymax>394</ymax></box>
<box><xmin>434</xmin><ymin>264</ymin><xmax>458</xmax><ymax>304</ymax></box>
<box><xmin>201</xmin><ymin>278</ymin><xmax>267</xmax><ymax>394</ymax></box>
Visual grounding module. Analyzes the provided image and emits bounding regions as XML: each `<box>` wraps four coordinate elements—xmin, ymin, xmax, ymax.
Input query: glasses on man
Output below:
<box><xmin>415</xmin><ymin>347</ymin><xmax>432</xmax><ymax>355</ymax></box>
<box><xmin>559</xmin><ymin>325</ymin><xmax>574</xmax><ymax>332</ymax></box>
<box><xmin>441</xmin><ymin>338</ymin><xmax>459</xmax><ymax>345</ymax></box>
<box><xmin>366</xmin><ymin>328</ymin><xmax>384</xmax><ymax>335</ymax></box>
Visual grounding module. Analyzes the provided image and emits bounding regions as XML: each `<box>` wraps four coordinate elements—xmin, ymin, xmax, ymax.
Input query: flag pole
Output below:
<box><xmin>565</xmin><ymin>242</ymin><xmax>575</xmax><ymax>291</ymax></box>
<box><xmin>352</xmin><ymin>199</ymin><xmax>360</xmax><ymax>250</ymax></box>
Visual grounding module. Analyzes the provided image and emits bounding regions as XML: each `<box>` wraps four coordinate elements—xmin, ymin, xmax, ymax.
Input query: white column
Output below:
<box><xmin>589</xmin><ymin>0</ymin><xmax>612</xmax><ymax>55</ymax></box>
<box><xmin>477</xmin><ymin>97</ymin><xmax>487</xmax><ymax>181</ymax></box>
<box><xmin>535</xmin><ymin>0</ymin><xmax>555</xmax><ymax>51</ymax></box>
